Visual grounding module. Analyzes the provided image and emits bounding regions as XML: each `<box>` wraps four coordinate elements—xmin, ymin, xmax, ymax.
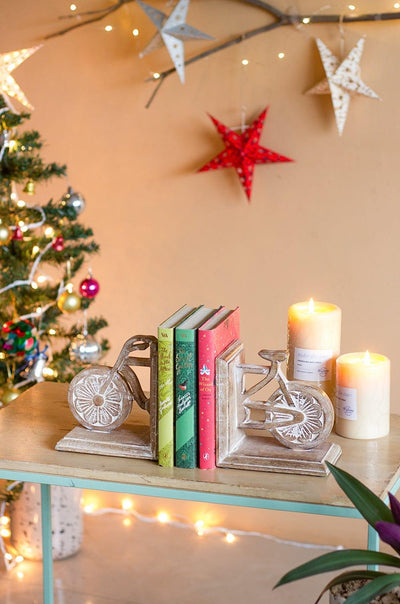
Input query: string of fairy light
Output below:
<box><xmin>61</xmin><ymin>0</ymin><xmax>400</xmax><ymax>89</ymax></box>
<box><xmin>0</xmin><ymin>482</ymin><xmax>341</xmax><ymax>577</ymax></box>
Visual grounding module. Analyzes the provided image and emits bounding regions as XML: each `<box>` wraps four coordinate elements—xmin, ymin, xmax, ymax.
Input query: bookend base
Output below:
<box><xmin>56</xmin><ymin>421</ymin><xmax>154</xmax><ymax>460</ymax></box>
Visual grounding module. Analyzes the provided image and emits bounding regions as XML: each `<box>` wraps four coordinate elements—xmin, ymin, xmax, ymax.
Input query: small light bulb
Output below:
<box><xmin>18</xmin><ymin>220</ymin><xmax>25</xmax><ymax>227</ymax></box>
<box><xmin>0</xmin><ymin>352</ymin><xmax>5</xmax><ymax>360</ymax></box>
<box><xmin>37</xmin><ymin>276</ymin><xmax>47</xmax><ymax>284</ymax></box>
<box><xmin>31</xmin><ymin>281</ymin><xmax>38</xmax><ymax>290</ymax></box>
<box><xmin>105</xmin><ymin>25</ymin><xmax>113</xmax><ymax>32</ymax></box>
<box><xmin>8</xmin><ymin>140</ymin><xmax>17</xmax><ymax>151</ymax></box>
<box><xmin>10</xmin><ymin>192</ymin><xmax>17</xmax><ymax>200</ymax></box>
<box><xmin>32</xmin><ymin>245</ymin><xmax>40</xmax><ymax>255</ymax></box>
<box><xmin>15</xmin><ymin>555</ymin><xmax>24</xmax><ymax>563</ymax></box>
<box><xmin>84</xmin><ymin>504</ymin><xmax>95</xmax><ymax>514</ymax></box>
<box><xmin>17</xmin><ymin>199</ymin><xmax>26</xmax><ymax>208</ymax></box>
<box><xmin>278</xmin><ymin>52</ymin><xmax>285</xmax><ymax>59</ymax></box>
<box><xmin>123</xmin><ymin>518</ymin><xmax>132</xmax><ymax>527</ymax></box>
<box><xmin>70</xmin><ymin>3</ymin><xmax>77</xmax><ymax>10</ymax></box>
<box><xmin>44</xmin><ymin>226</ymin><xmax>55</xmax><ymax>238</ymax></box>
<box><xmin>157</xmin><ymin>512</ymin><xmax>169</xmax><ymax>524</ymax></box>
<box><xmin>0</xmin><ymin>516</ymin><xmax>10</xmax><ymax>526</ymax></box>
<box><xmin>17</xmin><ymin>571</ymin><xmax>24</xmax><ymax>580</ymax></box>
<box><xmin>153</xmin><ymin>72</ymin><xmax>161</xmax><ymax>80</ymax></box>
<box><xmin>4</xmin><ymin>553</ymin><xmax>12</xmax><ymax>561</ymax></box>
<box><xmin>122</xmin><ymin>499</ymin><xmax>133</xmax><ymax>511</ymax></box>
<box><xmin>302</xmin><ymin>17</ymin><xmax>310</xmax><ymax>24</ymax></box>
<box><xmin>48</xmin><ymin>328</ymin><xmax>56</xmax><ymax>336</ymax></box>
<box><xmin>225</xmin><ymin>532</ymin><xmax>236</xmax><ymax>544</ymax></box>
<box><xmin>195</xmin><ymin>520</ymin><xmax>205</xmax><ymax>536</ymax></box>
<box><xmin>66</xmin><ymin>282</ymin><xmax>74</xmax><ymax>293</ymax></box>
<box><xmin>0</xmin><ymin>528</ymin><xmax>11</xmax><ymax>538</ymax></box>
<box><xmin>42</xmin><ymin>367</ymin><xmax>55</xmax><ymax>377</ymax></box>
<box><xmin>395</xmin><ymin>1</ymin><xmax>400</xmax><ymax>7</ymax></box>
<box><xmin>348</xmin><ymin>4</ymin><xmax>356</xmax><ymax>9</ymax></box>
<box><xmin>132</xmin><ymin>28</ymin><xmax>139</xmax><ymax>36</ymax></box>
<box><xmin>241</xmin><ymin>59</ymin><xmax>249</xmax><ymax>66</ymax></box>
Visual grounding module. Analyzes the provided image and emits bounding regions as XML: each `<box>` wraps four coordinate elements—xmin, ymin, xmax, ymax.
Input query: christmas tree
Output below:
<box><xmin>0</xmin><ymin>95</ymin><xmax>109</xmax><ymax>406</ymax></box>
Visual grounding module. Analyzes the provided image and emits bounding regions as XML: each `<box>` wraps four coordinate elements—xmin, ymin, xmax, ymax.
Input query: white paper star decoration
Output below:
<box><xmin>307</xmin><ymin>37</ymin><xmax>380</xmax><ymax>135</ymax></box>
<box><xmin>137</xmin><ymin>0</ymin><xmax>213</xmax><ymax>83</ymax></box>
<box><xmin>0</xmin><ymin>46</ymin><xmax>42</xmax><ymax>111</ymax></box>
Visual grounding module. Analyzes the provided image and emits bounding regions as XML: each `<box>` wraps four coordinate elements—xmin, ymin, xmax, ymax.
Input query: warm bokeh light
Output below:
<box><xmin>132</xmin><ymin>28</ymin><xmax>139</xmax><ymax>36</ymax></box>
<box><xmin>105</xmin><ymin>25</ymin><xmax>113</xmax><ymax>32</ymax></box>
<box><xmin>225</xmin><ymin>532</ymin><xmax>236</xmax><ymax>544</ymax></box>
<box><xmin>241</xmin><ymin>59</ymin><xmax>249</xmax><ymax>66</ymax></box>
<box><xmin>0</xmin><ymin>528</ymin><xmax>11</xmax><ymax>538</ymax></box>
<box><xmin>302</xmin><ymin>17</ymin><xmax>310</xmax><ymax>23</ymax></box>
<box><xmin>278</xmin><ymin>52</ymin><xmax>285</xmax><ymax>59</ymax></box>
<box><xmin>157</xmin><ymin>512</ymin><xmax>169</xmax><ymax>524</ymax></box>
<box><xmin>122</xmin><ymin>498</ymin><xmax>133</xmax><ymax>511</ymax></box>
<box><xmin>0</xmin><ymin>516</ymin><xmax>10</xmax><ymax>526</ymax></box>
<box><xmin>123</xmin><ymin>517</ymin><xmax>132</xmax><ymax>527</ymax></box>
<box><xmin>44</xmin><ymin>226</ymin><xmax>54</xmax><ymax>238</ymax></box>
<box><xmin>308</xmin><ymin>297</ymin><xmax>315</xmax><ymax>313</ymax></box>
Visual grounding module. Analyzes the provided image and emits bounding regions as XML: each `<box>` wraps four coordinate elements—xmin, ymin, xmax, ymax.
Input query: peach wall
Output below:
<box><xmin>3</xmin><ymin>0</ymin><xmax>400</xmax><ymax>549</ymax></box>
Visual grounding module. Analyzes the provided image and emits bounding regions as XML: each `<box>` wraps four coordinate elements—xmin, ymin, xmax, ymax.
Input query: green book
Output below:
<box><xmin>174</xmin><ymin>306</ymin><xmax>218</xmax><ymax>468</ymax></box>
<box><xmin>157</xmin><ymin>304</ymin><xmax>196</xmax><ymax>467</ymax></box>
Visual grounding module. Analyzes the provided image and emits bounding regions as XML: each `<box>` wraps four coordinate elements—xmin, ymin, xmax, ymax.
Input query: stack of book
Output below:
<box><xmin>157</xmin><ymin>304</ymin><xmax>240</xmax><ymax>469</ymax></box>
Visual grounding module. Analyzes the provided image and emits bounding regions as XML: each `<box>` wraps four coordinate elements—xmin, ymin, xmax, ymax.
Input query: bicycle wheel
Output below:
<box><xmin>269</xmin><ymin>382</ymin><xmax>334</xmax><ymax>449</ymax></box>
<box><xmin>68</xmin><ymin>365</ymin><xmax>133</xmax><ymax>432</ymax></box>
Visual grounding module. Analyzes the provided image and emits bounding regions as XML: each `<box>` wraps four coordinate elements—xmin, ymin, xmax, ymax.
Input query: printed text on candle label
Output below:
<box><xmin>293</xmin><ymin>348</ymin><xmax>333</xmax><ymax>382</ymax></box>
<box><xmin>336</xmin><ymin>386</ymin><xmax>357</xmax><ymax>421</ymax></box>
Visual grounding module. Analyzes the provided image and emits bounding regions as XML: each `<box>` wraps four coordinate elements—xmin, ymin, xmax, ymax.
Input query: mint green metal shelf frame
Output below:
<box><xmin>2</xmin><ymin>468</ymin><xmax>399</xmax><ymax>604</ymax></box>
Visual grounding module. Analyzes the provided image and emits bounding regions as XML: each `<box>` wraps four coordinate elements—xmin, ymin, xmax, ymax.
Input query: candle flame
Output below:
<box><xmin>308</xmin><ymin>298</ymin><xmax>315</xmax><ymax>313</ymax></box>
<box><xmin>364</xmin><ymin>350</ymin><xmax>370</xmax><ymax>365</ymax></box>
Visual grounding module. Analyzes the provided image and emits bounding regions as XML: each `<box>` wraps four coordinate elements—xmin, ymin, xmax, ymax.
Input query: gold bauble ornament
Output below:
<box><xmin>57</xmin><ymin>291</ymin><xmax>81</xmax><ymax>313</ymax></box>
<box><xmin>23</xmin><ymin>179</ymin><xmax>35</xmax><ymax>195</ymax></box>
<box><xmin>0</xmin><ymin>224</ymin><xmax>10</xmax><ymax>244</ymax></box>
<box><xmin>1</xmin><ymin>385</ymin><xmax>20</xmax><ymax>407</ymax></box>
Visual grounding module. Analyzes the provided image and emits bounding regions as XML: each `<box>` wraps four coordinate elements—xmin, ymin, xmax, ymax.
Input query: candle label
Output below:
<box><xmin>293</xmin><ymin>347</ymin><xmax>333</xmax><ymax>382</ymax></box>
<box><xmin>336</xmin><ymin>386</ymin><xmax>357</xmax><ymax>421</ymax></box>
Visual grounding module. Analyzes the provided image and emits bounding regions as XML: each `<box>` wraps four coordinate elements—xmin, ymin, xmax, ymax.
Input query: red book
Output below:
<box><xmin>198</xmin><ymin>306</ymin><xmax>240</xmax><ymax>469</ymax></box>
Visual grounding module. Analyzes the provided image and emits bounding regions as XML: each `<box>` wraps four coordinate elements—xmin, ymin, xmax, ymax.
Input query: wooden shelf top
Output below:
<box><xmin>0</xmin><ymin>382</ymin><xmax>399</xmax><ymax>509</ymax></box>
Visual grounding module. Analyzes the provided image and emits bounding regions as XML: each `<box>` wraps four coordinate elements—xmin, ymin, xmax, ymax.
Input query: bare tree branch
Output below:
<box><xmin>43</xmin><ymin>0</ymin><xmax>400</xmax><ymax>107</ymax></box>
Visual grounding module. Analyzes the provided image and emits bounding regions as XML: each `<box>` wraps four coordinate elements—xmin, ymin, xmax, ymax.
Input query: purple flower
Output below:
<box><xmin>375</xmin><ymin>493</ymin><xmax>400</xmax><ymax>555</ymax></box>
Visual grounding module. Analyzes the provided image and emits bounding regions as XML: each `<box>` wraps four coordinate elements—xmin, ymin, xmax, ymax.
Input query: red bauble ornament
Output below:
<box><xmin>79</xmin><ymin>276</ymin><xmax>100</xmax><ymax>299</ymax></box>
<box><xmin>198</xmin><ymin>107</ymin><xmax>293</xmax><ymax>202</ymax></box>
<box><xmin>52</xmin><ymin>236</ymin><xmax>64</xmax><ymax>251</ymax></box>
<box><xmin>12</xmin><ymin>225</ymin><xmax>23</xmax><ymax>241</ymax></box>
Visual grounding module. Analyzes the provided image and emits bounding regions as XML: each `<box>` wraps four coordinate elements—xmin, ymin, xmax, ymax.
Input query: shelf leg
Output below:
<box><xmin>41</xmin><ymin>484</ymin><xmax>54</xmax><ymax>604</ymax></box>
<box><xmin>367</xmin><ymin>524</ymin><xmax>379</xmax><ymax>571</ymax></box>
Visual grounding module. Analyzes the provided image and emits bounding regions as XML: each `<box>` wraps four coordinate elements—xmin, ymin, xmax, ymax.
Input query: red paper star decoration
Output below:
<box><xmin>198</xmin><ymin>107</ymin><xmax>293</xmax><ymax>202</ymax></box>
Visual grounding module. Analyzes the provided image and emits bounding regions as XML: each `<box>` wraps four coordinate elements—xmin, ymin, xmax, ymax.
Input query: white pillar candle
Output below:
<box><xmin>287</xmin><ymin>299</ymin><xmax>341</xmax><ymax>401</ymax></box>
<box><xmin>335</xmin><ymin>351</ymin><xmax>390</xmax><ymax>439</ymax></box>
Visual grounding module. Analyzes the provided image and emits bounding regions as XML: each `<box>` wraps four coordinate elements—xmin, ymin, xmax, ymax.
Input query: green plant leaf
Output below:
<box><xmin>345</xmin><ymin>573</ymin><xmax>400</xmax><ymax>604</ymax></box>
<box><xmin>327</xmin><ymin>462</ymin><xmax>394</xmax><ymax>527</ymax></box>
<box><xmin>314</xmin><ymin>570</ymin><xmax>386</xmax><ymax>603</ymax></box>
<box><xmin>274</xmin><ymin>549</ymin><xmax>400</xmax><ymax>588</ymax></box>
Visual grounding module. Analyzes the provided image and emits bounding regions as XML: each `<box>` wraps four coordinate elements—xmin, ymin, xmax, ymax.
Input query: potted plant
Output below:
<box><xmin>275</xmin><ymin>462</ymin><xmax>400</xmax><ymax>603</ymax></box>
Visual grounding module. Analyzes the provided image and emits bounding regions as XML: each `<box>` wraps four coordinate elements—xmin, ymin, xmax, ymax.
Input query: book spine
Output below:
<box><xmin>157</xmin><ymin>327</ymin><xmax>175</xmax><ymax>467</ymax></box>
<box><xmin>175</xmin><ymin>330</ymin><xmax>197</xmax><ymax>468</ymax></box>
<box><xmin>198</xmin><ymin>329</ymin><xmax>217</xmax><ymax>469</ymax></box>
<box><xmin>198</xmin><ymin>309</ymin><xmax>240</xmax><ymax>469</ymax></box>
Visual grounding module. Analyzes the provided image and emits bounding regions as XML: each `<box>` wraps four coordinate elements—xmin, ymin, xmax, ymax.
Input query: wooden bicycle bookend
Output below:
<box><xmin>216</xmin><ymin>341</ymin><xmax>342</xmax><ymax>476</ymax></box>
<box><xmin>56</xmin><ymin>335</ymin><xmax>158</xmax><ymax>460</ymax></box>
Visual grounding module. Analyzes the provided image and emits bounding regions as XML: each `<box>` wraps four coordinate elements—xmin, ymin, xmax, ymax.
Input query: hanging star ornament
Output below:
<box><xmin>306</xmin><ymin>37</ymin><xmax>380</xmax><ymax>136</ymax></box>
<box><xmin>198</xmin><ymin>108</ymin><xmax>293</xmax><ymax>202</ymax></box>
<box><xmin>137</xmin><ymin>0</ymin><xmax>213</xmax><ymax>83</ymax></box>
<box><xmin>0</xmin><ymin>46</ymin><xmax>42</xmax><ymax>111</ymax></box>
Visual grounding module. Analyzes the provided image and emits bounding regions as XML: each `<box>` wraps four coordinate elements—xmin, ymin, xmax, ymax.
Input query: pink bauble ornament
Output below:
<box><xmin>12</xmin><ymin>226</ymin><xmax>23</xmax><ymax>241</ymax></box>
<box><xmin>52</xmin><ymin>236</ymin><xmax>64</xmax><ymax>252</ymax></box>
<box><xmin>79</xmin><ymin>277</ymin><xmax>100</xmax><ymax>299</ymax></box>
